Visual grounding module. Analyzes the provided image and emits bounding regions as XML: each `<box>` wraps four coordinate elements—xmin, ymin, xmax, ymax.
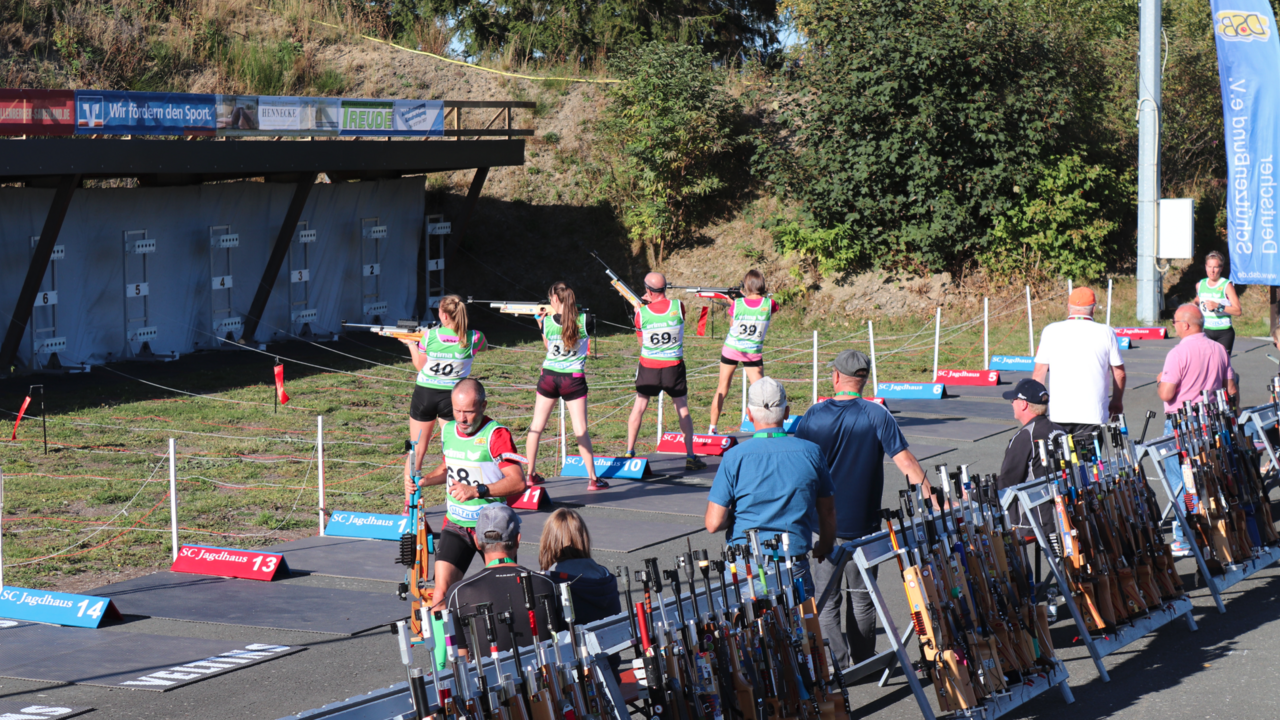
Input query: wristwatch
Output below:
<box><xmin>476</xmin><ymin>484</ymin><xmax>491</xmax><ymax>499</ymax></box>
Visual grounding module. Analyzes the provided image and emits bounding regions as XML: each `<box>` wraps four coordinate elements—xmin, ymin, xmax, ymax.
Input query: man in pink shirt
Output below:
<box><xmin>1157</xmin><ymin>303</ymin><xmax>1236</xmax><ymax>554</ymax></box>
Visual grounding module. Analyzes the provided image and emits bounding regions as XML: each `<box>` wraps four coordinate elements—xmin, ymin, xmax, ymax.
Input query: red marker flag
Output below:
<box><xmin>274</xmin><ymin>364</ymin><xmax>290</xmax><ymax>405</ymax></box>
<box><xmin>11</xmin><ymin>395</ymin><xmax>31</xmax><ymax>440</ymax></box>
<box><xmin>696</xmin><ymin>306</ymin><xmax>709</xmax><ymax>337</ymax></box>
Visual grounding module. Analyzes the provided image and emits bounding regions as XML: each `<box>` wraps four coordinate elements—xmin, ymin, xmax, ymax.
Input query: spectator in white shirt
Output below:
<box><xmin>1032</xmin><ymin>287</ymin><xmax>1126</xmax><ymax>442</ymax></box>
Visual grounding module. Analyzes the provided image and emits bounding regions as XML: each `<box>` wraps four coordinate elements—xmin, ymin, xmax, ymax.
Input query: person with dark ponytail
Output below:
<box><xmin>525</xmin><ymin>282</ymin><xmax>605</xmax><ymax>489</ymax></box>
<box><xmin>400</xmin><ymin>294</ymin><xmax>489</xmax><ymax>513</ymax></box>
<box><xmin>708</xmin><ymin>269</ymin><xmax>780</xmax><ymax>435</ymax></box>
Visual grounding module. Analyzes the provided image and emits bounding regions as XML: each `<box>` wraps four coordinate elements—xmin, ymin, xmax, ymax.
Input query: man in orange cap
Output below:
<box><xmin>1032</xmin><ymin>287</ymin><xmax>1126</xmax><ymax>443</ymax></box>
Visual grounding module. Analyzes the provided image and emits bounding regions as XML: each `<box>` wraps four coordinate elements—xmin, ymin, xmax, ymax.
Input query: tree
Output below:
<box><xmin>756</xmin><ymin>0</ymin><xmax>1117</xmax><ymax>274</ymax></box>
<box><xmin>596</xmin><ymin>42</ymin><xmax>744</xmax><ymax>262</ymax></box>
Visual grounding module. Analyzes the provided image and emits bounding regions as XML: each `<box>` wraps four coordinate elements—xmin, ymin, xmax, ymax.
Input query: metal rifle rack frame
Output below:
<box><xmin>1002</xmin><ymin>477</ymin><xmax>1197</xmax><ymax>683</ymax></box>
<box><xmin>1239</xmin><ymin>402</ymin><xmax>1280</xmax><ymax>495</ymax></box>
<box><xmin>1140</xmin><ymin>432</ymin><xmax>1280</xmax><ymax>615</ymax></box>
<box><xmin>816</xmin><ymin>530</ymin><xmax>914</xmax><ymax>687</ymax></box>
<box><xmin>360</xmin><ymin>218</ymin><xmax>388</xmax><ymax>323</ymax></box>
<box><xmin>209</xmin><ymin>225</ymin><xmax>243</xmax><ymax>343</ymax></box>
<box><xmin>426</xmin><ymin>214</ymin><xmax>450</xmax><ymax>318</ymax></box>
<box><xmin>288</xmin><ymin>221</ymin><xmax>322</xmax><ymax>337</ymax></box>
<box><xmin>121</xmin><ymin>229</ymin><xmax>173</xmax><ymax>360</ymax></box>
<box><xmin>28</xmin><ymin>234</ymin><xmax>66</xmax><ymax>369</ymax></box>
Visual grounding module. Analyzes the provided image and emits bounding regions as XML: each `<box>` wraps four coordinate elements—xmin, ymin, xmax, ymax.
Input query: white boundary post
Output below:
<box><xmin>869</xmin><ymin>321</ymin><xmax>878</xmax><ymax>396</ymax></box>
<box><xmin>1106</xmin><ymin>278</ymin><xmax>1114</xmax><ymax>326</ymax></box>
<box><xmin>931</xmin><ymin>307</ymin><xmax>941</xmax><ymax>381</ymax></box>
<box><xmin>1067</xmin><ymin>279</ymin><xmax>1072</xmax><ymax>297</ymax></box>
<box><xmin>983</xmin><ymin>298</ymin><xmax>990</xmax><ymax>370</ymax></box>
<box><xmin>168</xmin><ymin>438</ymin><xmax>178</xmax><ymax>561</ymax></box>
<box><xmin>741</xmin><ymin>371</ymin><xmax>748</xmax><ymax>424</ymax></box>
<box><xmin>317</xmin><ymin>415</ymin><xmax>326</xmax><ymax>536</ymax></box>
<box><xmin>656</xmin><ymin>394</ymin><xmax>664</xmax><ymax>446</ymax></box>
<box><xmin>812</xmin><ymin>330</ymin><xmax>818</xmax><ymax>404</ymax></box>
<box><xmin>559</xmin><ymin>398</ymin><xmax>566</xmax><ymax>466</ymax></box>
<box><xmin>1026</xmin><ymin>285</ymin><xmax>1035</xmax><ymax>356</ymax></box>
<box><xmin>0</xmin><ymin>467</ymin><xmax>5</xmax><ymax>590</ymax></box>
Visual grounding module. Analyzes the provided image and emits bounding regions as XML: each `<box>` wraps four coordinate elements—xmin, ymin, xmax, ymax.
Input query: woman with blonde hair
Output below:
<box><xmin>1194</xmin><ymin>251</ymin><xmax>1242</xmax><ymax>355</ymax></box>
<box><xmin>539</xmin><ymin>509</ymin><xmax>620</xmax><ymax>627</ymax></box>
<box><xmin>400</xmin><ymin>294</ymin><xmax>489</xmax><ymax>512</ymax></box>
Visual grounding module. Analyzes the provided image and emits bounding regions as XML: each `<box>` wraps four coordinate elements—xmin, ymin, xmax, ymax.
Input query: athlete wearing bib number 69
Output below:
<box><xmin>624</xmin><ymin>272</ymin><xmax>707</xmax><ymax>472</ymax></box>
<box><xmin>413</xmin><ymin>378</ymin><xmax>526</xmax><ymax>607</ymax></box>
<box><xmin>708</xmin><ymin>269</ymin><xmax>780</xmax><ymax>435</ymax></box>
<box><xmin>400</xmin><ymin>295</ymin><xmax>489</xmax><ymax>512</ymax></box>
<box><xmin>525</xmin><ymin>282</ymin><xmax>606</xmax><ymax>490</ymax></box>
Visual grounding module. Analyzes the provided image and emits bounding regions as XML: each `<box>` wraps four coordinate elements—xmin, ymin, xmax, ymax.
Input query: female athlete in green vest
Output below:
<box><xmin>1194</xmin><ymin>251</ymin><xmax>1241</xmax><ymax>354</ymax></box>
<box><xmin>708</xmin><ymin>269</ymin><xmax>780</xmax><ymax>435</ymax></box>
<box><xmin>400</xmin><ymin>294</ymin><xmax>489</xmax><ymax>513</ymax></box>
<box><xmin>524</xmin><ymin>282</ymin><xmax>606</xmax><ymax>489</ymax></box>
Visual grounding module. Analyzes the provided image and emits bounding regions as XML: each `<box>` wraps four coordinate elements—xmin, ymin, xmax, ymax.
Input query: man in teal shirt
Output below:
<box><xmin>705</xmin><ymin>377</ymin><xmax>836</xmax><ymax>597</ymax></box>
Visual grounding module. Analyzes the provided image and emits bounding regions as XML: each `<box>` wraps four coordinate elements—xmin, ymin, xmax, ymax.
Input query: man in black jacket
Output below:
<box><xmin>996</xmin><ymin>378</ymin><xmax>1065</xmax><ymax>530</ymax></box>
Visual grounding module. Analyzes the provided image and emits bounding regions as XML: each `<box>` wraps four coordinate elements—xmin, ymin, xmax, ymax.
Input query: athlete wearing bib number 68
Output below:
<box><xmin>400</xmin><ymin>295</ymin><xmax>489</xmax><ymax>512</ymax></box>
<box><xmin>525</xmin><ymin>282</ymin><xmax>606</xmax><ymax>490</ymax></box>
<box><xmin>708</xmin><ymin>269</ymin><xmax>780</xmax><ymax>435</ymax></box>
<box><xmin>413</xmin><ymin>378</ymin><xmax>526</xmax><ymax>607</ymax></box>
<box><xmin>624</xmin><ymin>272</ymin><xmax>706</xmax><ymax>472</ymax></box>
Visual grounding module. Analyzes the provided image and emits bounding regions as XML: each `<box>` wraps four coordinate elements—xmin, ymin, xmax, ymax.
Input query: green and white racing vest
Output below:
<box><xmin>415</xmin><ymin>328</ymin><xmax>483</xmax><ymax>389</ymax></box>
<box><xmin>639</xmin><ymin>301</ymin><xmax>685</xmax><ymax>362</ymax></box>
<box><xmin>724</xmin><ymin>297</ymin><xmax>773</xmax><ymax>355</ymax></box>
<box><xmin>542</xmin><ymin>313</ymin><xmax>589</xmax><ymax>373</ymax></box>
<box><xmin>441</xmin><ymin>418</ymin><xmax>508</xmax><ymax>527</ymax></box>
<box><xmin>1197</xmin><ymin>278</ymin><xmax>1233</xmax><ymax>331</ymax></box>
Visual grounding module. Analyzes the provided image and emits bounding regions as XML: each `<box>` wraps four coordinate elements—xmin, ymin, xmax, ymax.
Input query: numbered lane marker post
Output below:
<box><xmin>931</xmin><ymin>307</ymin><xmax>941</xmax><ymax>382</ymax></box>
<box><xmin>1067</xmin><ymin>278</ymin><xmax>1072</xmax><ymax>297</ymax></box>
<box><xmin>1025</xmin><ymin>285</ymin><xmax>1035</xmax><ymax>356</ymax></box>
<box><xmin>171</xmin><ymin>545</ymin><xmax>288</xmax><ymax>581</ymax></box>
<box><xmin>1106</xmin><ymin>278</ymin><xmax>1114</xmax><ymax>326</ymax></box>
<box><xmin>559</xmin><ymin>398</ymin><xmax>566</xmax><ymax>466</ymax></box>
<box><xmin>209</xmin><ymin>225</ymin><xmax>242</xmax><ymax>343</ymax></box>
<box><xmin>812</xmin><ymin>331</ymin><xmax>818</xmax><ymax>404</ymax></box>
<box><xmin>169</xmin><ymin>438</ymin><xmax>178</xmax><ymax>561</ymax></box>
<box><xmin>656</xmin><ymin>393</ymin><xmax>663</xmax><ymax>447</ymax></box>
<box><xmin>983</xmin><ymin>297</ymin><xmax>990</xmax><ymax>370</ymax></box>
<box><xmin>1</xmin><ymin>467</ymin><xmax>5</xmax><ymax>590</ymax></box>
<box><xmin>869</xmin><ymin>321</ymin><xmax>878</xmax><ymax>397</ymax></box>
<box><xmin>740</xmin><ymin>370</ymin><xmax>747</xmax><ymax>424</ymax></box>
<box><xmin>317</xmin><ymin>415</ymin><xmax>326</xmax><ymax>536</ymax></box>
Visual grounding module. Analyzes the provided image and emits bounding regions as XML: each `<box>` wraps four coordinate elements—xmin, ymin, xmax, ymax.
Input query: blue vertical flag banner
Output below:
<box><xmin>1213</xmin><ymin>3</ymin><xmax>1280</xmax><ymax>285</ymax></box>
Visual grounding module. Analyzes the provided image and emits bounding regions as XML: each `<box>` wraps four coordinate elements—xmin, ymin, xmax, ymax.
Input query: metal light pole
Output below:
<box><xmin>1135</xmin><ymin>0</ymin><xmax>1163</xmax><ymax>323</ymax></box>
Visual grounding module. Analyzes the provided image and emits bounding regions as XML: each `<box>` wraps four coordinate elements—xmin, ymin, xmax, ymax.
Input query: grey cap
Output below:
<box><xmin>476</xmin><ymin>503</ymin><xmax>521</xmax><ymax>544</ymax></box>
<box><xmin>830</xmin><ymin>349</ymin><xmax>871</xmax><ymax>376</ymax></box>
<box><xmin>747</xmin><ymin>376</ymin><xmax>787</xmax><ymax>410</ymax></box>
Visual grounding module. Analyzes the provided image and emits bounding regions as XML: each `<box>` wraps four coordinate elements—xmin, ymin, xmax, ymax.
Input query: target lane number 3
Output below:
<box><xmin>292</xmin><ymin>269</ymin><xmax>310</xmax><ymax>283</ymax></box>
<box><xmin>126</xmin><ymin>282</ymin><xmax>150</xmax><ymax>297</ymax></box>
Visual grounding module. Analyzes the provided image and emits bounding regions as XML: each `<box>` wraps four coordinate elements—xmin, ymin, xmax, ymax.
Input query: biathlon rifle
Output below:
<box><xmin>590</xmin><ymin>251</ymin><xmax>646</xmax><ymax>309</ymax></box>
<box><xmin>342</xmin><ymin>319</ymin><xmax>435</xmax><ymax>341</ymax></box>
<box><xmin>669</xmin><ymin>285</ymin><xmax>743</xmax><ymax>300</ymax></box>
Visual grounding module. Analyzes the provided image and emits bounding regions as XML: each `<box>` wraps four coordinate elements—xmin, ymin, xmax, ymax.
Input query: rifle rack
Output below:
<box><xmin>1140</xmin><ymin>433</ymin><xmax>1280</xmax><ymax>615</ymax></box>
<box><xmin>852</xmin><ymin>521</ymin><xmax>1074</xmax><ymax>719</ymax></box>
<box><xmin>817</xmin><ymin>531</ymin><xmax>913</xmax><ymax>688</ymax></box>
<box><xmin>1003</xmin><ymin>478</ymin><xmax>1198</xmax><ymax>683</ymax></box>
<box><xmin>1239</xmin><ymin>402</ymin><xmax>1280</xmax><ymax>494</ymax></box>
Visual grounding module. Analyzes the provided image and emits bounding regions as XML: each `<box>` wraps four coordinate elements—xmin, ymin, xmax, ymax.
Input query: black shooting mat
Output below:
<box><xmin>0</xmin><ymin>700</ymin><xmax>92</xmax><ymax>718</ymax></box>
<box><xmin>265</xmin><ymin>535</ymin><xmax>404</xmax><ymax>583</ymax></box>
<box><xmin>894</xmin><ymin>415</ymin><xmax>1016</xmax><ymax>442</ymax></box>
<box><xmin>537</xmin><ymin>474</ymin><xmax>708</xmax><ymax>517</ymax></box>
<box><xmin>88</xmin><ymin>572</ymin><xmax>408</xmax><ymax>635</ymax></box>
<box><xmin>891</xmin><ymin>443</ymin><xmax>954</xmax><ymax>462</ymax></box>
<box><xmin>419</xmin><ymin>505</ymin><xmax>701</xmax><ymax>553</ymax></box>
<box><xmin>887</xmin><ymin>398</ymin><xmax>1017</xmax><ymax>423</ymax></box>
<box><xmin>0</xmin><ymin>621</ymin><xmax>300</xmax><ymax>691</ymax></box>
<box><xmin>645</xmin><ymin>452</ymin><xmax>721</xmax><ymax>482</ymax></box>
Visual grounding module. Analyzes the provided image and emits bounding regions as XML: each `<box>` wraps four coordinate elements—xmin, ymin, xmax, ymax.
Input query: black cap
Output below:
<box><xmin>1001</xmin><ymin>378</ymin><xmax>1049</xmax><ymax>404</ymax></box>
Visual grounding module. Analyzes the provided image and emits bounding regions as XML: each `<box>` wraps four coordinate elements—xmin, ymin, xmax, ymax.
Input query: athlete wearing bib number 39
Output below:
<box><xmin>708</xmin><ymin>269</ymin><xmax>779</xmax><ymax>435</ymax></box>
<box><xmin>401</xmin><ymin>295</ymin><xmax>489</xmax><ymax>512</ymax></box>
<box><xmin>414</xmin><ymin>378</ymin><xmax>526</xmax><ymax>607</ymax></box>
<box><xmin>524</xmin><ymin>282</ymin><xmax>606</xmax><ymax>490</ymax></box>
<box><xmin>624</xmin><ymin>272</ymin><xmax>706</xmax><ymax>472</ymax></box>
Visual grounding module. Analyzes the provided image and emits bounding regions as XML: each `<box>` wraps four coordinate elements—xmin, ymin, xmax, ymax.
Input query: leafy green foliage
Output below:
<box><xmin>596</xmin><ymin>42</ymin><xmax>744</xmax><ymax>261</ymax></box>
<box><xmin>980</xmin><ymin>154</ymin><xmax>1130</xmax><ymax>280</ymax></box>
<box><xmin>756</xmin><ymin>0</ymin><xmax>1115</xmax><ymax>274</ymax></box>
<box><xmin>769</xmin><ymin>221</ymin><xmax>862</xmax><ymax>275</ymax></box>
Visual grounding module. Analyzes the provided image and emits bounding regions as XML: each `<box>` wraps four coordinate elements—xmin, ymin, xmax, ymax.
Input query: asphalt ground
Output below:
<box><xmin>3</xmin><ymin>335</ymin><xmax>1280</xmax><ymax>720</ymax></box>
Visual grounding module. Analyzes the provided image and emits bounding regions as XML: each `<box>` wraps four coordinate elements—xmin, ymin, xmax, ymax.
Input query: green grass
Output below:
<box><xmin>0</xmin><ymin>279</ymin><xmax>1267</xmax><ymax>589</ymax></box>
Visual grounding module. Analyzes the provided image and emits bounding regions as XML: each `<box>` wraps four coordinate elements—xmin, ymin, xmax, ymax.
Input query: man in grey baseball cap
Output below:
<box><xmin>795</xmin><ymin>347</ymin><xmax>929</xmax><ymax>674</ymax></box>
<box><xmin>443</xmin><ymin>504</ymin><xmax>565</xmax><ymax>656</ymax></box>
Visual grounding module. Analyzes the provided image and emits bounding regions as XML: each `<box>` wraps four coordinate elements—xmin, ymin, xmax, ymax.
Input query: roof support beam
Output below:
<box><xmin>243</xmin><ymin>173</ymin><xmax>318</xmax><ymax>343</ymax></box>
<box><xmin>0</xmin><ymin>174</ymin><xmax>80</xmax><ymax>375</ymax></box>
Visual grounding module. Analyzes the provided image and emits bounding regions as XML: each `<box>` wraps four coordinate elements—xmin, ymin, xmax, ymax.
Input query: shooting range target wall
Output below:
<box><xmin>0</xmin><ymin>178</ymin><xmax>423</xmax><ymax>369</ymax></box>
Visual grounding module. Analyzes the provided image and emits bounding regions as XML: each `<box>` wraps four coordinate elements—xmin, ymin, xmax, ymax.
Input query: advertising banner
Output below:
<box><xmin>934</xmin><ymin>369</ymin><xmax>1000</xmax><ymax>386</ymax></box>
<box><xmin>655</xmin><ymin>432</ymin><xmax>739</xmax><ymax>456</ymax></box>
<box><xmin>875</xmin><ymin>382</ymin><xmax>946</xmax><ymax>400</ymax></box>
<box><xmin>561</xmin><ymin>455</ymin><xmax>649</xmax><ymax>479</ymax></box>
<box><xmin>0</xmin><ymin>89</ymin><xmax>75</xmax><ymax>136</ymax></box>
<box><xmin>324</xmin><ymin>510</ymin><xmax>408</xmax><ymax>540</ymax></box>
<box><xmin>170</xmin><ymin>544</ymin><xmax>289</xmax><ymax>581</ymax></box>
<box><xmin>1212</xmin><ymin>2</ymin><xmax>1280</xmax><ymax>284</ymax></box>
<box><xmin>75</xmin><ymin>91</ymin><xmax>215</xmax><ymax>136</ymax></box>
<box><xmin>216</xmin><ymin>95</ymin><xmax>340</xmax><ymax>135</ymax></box>
<box><xmin>990</xmin><ymin>355</ymin><xmax>1036</xmax><ymax>372</ymax></box>
<box><xmin>0</xmin><ymin>586</ymin><xmax>120</xmax><ymax>628</ymax></box>
<box><xmin>339</xmin><ymin>99</ymin><xmax>444</xmax><ymax>136</ymax></box>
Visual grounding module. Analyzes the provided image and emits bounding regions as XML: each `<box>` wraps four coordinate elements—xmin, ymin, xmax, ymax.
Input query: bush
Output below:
<box><xmin>980</xmin><ymin>153</ymin><xmax>1130</xmax><ymax>281</ymax></box>
<box><xmin>596</xmin><ymin>41</ymin><xmax>744</xmax><ymax>262</ymax></box>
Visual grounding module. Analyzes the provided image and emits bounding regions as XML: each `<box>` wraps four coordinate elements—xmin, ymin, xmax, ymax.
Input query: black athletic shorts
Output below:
<box><xmin>410</xmin><ymin>385</ymin><xmax>454</xmax><ymax>422</ymax></box>
<box><xmin>436</xmin><ymin>522</ymin><xmax>478</xmax><ymax>572</ymax></box>
<box><xmin>536</xmin><ymin>370</ymin><xmax>589</xmax><ymax>401</ymax></box>
<box><xmin>720</xmin><ymin>353</ymin><xmax>763</xmax><ymax>368</ymax></box>
<box><xmin>1205</xmin><ymin>327</ymin><xmax>1235</xmax><ymax>355</ymax></box>
<box><xmin>635</xmin><ymin>361</ymin><xmax>688</xmax><ymax>399</ymax></box>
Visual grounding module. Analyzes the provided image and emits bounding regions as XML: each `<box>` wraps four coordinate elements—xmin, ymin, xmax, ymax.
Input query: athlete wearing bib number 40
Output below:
<box><xmin>524</xmin><ymin>282</ymin><xmax>606</xmax><ymax>490</ymax></box>
<box><xmin>624</xmin><ymin>272</ymin><xmax>706</xmax><ymax>472</ymax></box>
<box><xmin>413</xmin><ymin>378</ymin><xmax>526</xmax><ymax>607</ymax></box>
<box><xmin>708</xmin><ymin>269</ymin><xmax>780</xmax><ymax>435</ymax></box>
<box><xmin>400</xmin><ymin>295</ymin><xmax>489</xmax><ymax>512</ymax></box>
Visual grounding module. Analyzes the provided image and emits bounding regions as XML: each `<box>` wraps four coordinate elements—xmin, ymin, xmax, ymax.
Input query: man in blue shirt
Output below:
<box><xmin>796</xmin><ymin>349</ymin><xmax>928</xmax><ymax>675</ymax></box>
<box><xmin>705</xmin><ymin>377</ymin><xmax>836</xmax><ymax>597</ymax></box>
